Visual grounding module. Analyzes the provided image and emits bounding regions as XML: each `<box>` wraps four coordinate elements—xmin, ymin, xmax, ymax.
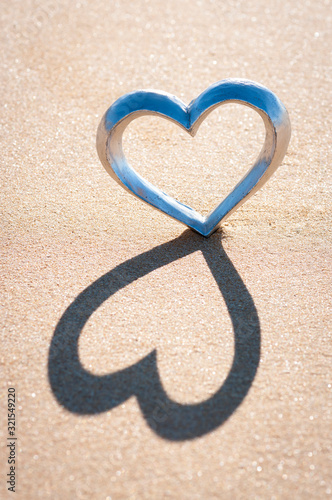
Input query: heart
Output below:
<box><xmin>96</xmin><ymin>79</ymin><xmax>291</xmax><ymax>237</ymax></box>
<box><xmin>48</xmin><ymin>232</ymin><xmax>261</xmax><ymax>440</ymax></box>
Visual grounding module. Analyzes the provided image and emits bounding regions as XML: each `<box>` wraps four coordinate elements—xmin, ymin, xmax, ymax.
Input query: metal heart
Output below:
<box><xmin>96</xmin><ymin>79</ymin><xmax>291</xmax><ymax>237</ymax></box>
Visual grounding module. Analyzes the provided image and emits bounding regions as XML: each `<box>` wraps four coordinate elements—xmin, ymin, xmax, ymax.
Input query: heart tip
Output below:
<box><xmin>189</xmin><ymin>227</ymin><xmax>216</xmax><ymax>238</ymax></box>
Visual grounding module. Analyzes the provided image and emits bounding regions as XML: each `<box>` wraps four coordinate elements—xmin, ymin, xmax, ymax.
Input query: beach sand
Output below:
<box><xmin>1</xmin><ymin>0</ymin><xmax>331</xmax><ymax>498</ymax></box>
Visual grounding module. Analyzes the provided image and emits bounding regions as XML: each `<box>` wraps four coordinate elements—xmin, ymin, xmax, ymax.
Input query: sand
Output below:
<box><xmin>1</xmin><ymin>0</ymin><xmax>331</xmax><ymax>498</ymax></box>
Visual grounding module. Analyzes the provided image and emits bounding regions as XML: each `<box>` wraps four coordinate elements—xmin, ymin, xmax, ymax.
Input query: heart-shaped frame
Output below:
<box><xmin>97</xmin><ymin>79</ymin><xmax>291</xmax><ymax>237</ymax></box>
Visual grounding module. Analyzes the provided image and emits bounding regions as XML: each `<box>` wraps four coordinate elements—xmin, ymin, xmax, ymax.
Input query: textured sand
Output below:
<box><xmin>1</xmin><ymin>0</ymin><xmax>331</xmax><ymax>498</ymax></box>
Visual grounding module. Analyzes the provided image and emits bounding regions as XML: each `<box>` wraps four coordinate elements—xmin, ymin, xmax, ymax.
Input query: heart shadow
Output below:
<box><xmin>48</xmin><ymin>230</ymin><xmax>260</xmax><ymax>441</ymax></box>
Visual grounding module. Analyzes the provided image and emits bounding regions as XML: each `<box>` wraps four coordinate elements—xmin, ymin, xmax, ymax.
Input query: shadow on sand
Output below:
<box><xmin>48</xmin><ymin>230</ymin><xmax>260</xmax><ymax>441</ymax></box>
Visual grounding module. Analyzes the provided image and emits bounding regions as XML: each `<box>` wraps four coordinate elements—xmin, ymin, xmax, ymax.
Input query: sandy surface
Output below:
<box><xmin>1</xmin><ymin>0</ymin><xmax>331</xmax><ymax>498</ymax></box>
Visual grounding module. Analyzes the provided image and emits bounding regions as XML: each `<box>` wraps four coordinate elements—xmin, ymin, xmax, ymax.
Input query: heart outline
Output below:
<box><xmin>97</xmin><ymin>79</ymin><xmax>291</xmax><ymax>237</ymax></box>
<box><xmin>48</xmin><ymin>231</ymin><xmax>261</xmax><ymax>440</ymax></box>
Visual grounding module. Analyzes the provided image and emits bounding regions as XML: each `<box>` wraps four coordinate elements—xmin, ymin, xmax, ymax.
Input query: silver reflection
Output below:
<box><xmin>96</xmin><ymin>79</ymin><xmax>291</xmax><ymax>237</ymax></box>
